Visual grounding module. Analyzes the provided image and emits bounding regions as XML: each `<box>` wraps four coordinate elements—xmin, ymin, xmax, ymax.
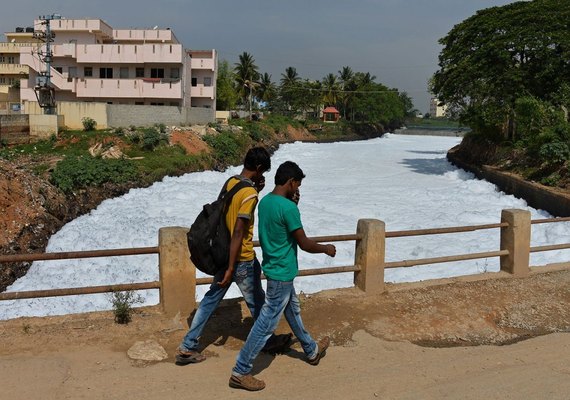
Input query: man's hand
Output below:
<box><xmin>217</xmin><ymin>267</ymin><xmax>233</xmax><ymax>288</ymax></box>
<box><xmin>324</xmin><ymin>244</ymin><xmax>336</xmax><ymax>257</ymax></box>
<box><xmin>292</xmin><ymin>189</ymin><xmax>300</xmax><ymax>204</ymax></box>
<box><xmin>254</xmin><ymin>176</ymin><xmax>266</xmax><ymax>193</ymax></box>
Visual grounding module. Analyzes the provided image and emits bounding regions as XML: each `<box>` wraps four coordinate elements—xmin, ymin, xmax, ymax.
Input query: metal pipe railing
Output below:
<box><xmin>385</xmin><ymin>250</ymin><xmax>509</xmax><ymax>269</ymax></box>
<box><xmin>386</xmin><ymin>222</ymin><xmax>507</xmax><ymax>238</ymax></box>
<box><xmin>195</xmin><ymin>265</ymin><xmax>360</xmax><ymax>286</ymax></box>
<box><xmin>0</xmin><ymin>246</ymin><xmax>159</xmax><ymax>263</ymax></box>
<box><xmin>0</xmin><ymin>281</ymin><xmax>160</xmax><ymax>301</ymax></box>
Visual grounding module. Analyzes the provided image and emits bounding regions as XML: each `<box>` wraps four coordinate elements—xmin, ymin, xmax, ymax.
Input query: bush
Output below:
<box><xmin>539</xmin><ymin>142</ymin><xmax>570</xmax><ymax>164</ymax></box>
<box><xmin>247</xmin><ymin>123</ymin><xmax>272</xmax><ymax>141</ymax></box>
<box><xmin>141</xmin><ymin>127</ymin><xmax>167</xmax><ymax>150</ymax></box>
<box><xmin>50</xmin><ymin>155</ymin><xmax>139</xmax><ymax>193</ymax></box>
<box><xmin>203</xmin><ymin>131</ymin><xmax>248</xmax><ymax>165</ymax></box>
<box><xmin>108</xmin><ymin>291</ymin><xmax>144</xmax><ymax>324</ymax></box>
<box><xmin>154</xmin><ymin>123</ymin><xmax>167</xmax><ymax>134</ymax></box>
<box><xmin>81</xmin><ymin>117</ymin><xmax>97</xmax><ymax>131</ymax></box>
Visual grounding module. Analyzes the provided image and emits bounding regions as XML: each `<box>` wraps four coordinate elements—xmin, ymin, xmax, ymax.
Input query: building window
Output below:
<box><xmin>84</xmin><ymin>67</ymin><xmax>93</xmax><ymax>77</ymax></box>
<box><xmin>150</xmin><ymin>68</ymin><xmax>164</xmax><ymax>78</ymax></box>
<box><xmin>0</xmin><ymin>56</ymin><xmax>5</xmax><ymax>63</ymax></box>
<box><xmin>191</xmin><ymin>77</ymin><xmax>197</xmax><ymax>86</ymax></box>
<box><xmin>135</xmin><ymin>101</ymin><xmax>144</xmax><ymax>105</ymax></box>
<box><xmin>54</xmin><ymin>67</ymin><xmax>63</xmax><ymax>74</ymax></box>
<box><xmin>99</xmin><ymin>67</ymin><xmax>113</xmax><ymax>78</ymax></box>
<box><xmin>7</xmin><ymin>56</ymin><xmax>15</xmax><ymax>64</ymax></box>
<box><xmin>120</xmin><ymin>67</ymin><xmax>129</xmax><ymax>79</ymax></box>
<box><xmin>135</xmin><ymin>67</ymin><xmax>144</xmax><ymax>78</ymax></box>
<box><xmin>0</xmin><ymin>78</ymin><xmax>5</xmax><ymax>84</ymax></box>
<box><xmin>204</xmin><ymin>77</ymin><xmax>212</xmax><ymax>87</ymax></box>
<box><xmin>170</xmin><ymin>68</ymin><xmax>180</xmax><ymax>79</ymax></box>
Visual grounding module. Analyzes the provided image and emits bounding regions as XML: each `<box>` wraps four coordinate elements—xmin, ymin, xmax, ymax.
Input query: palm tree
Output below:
<box><xmin>280</xmin><ymin>66</ymin><xmax>300</xmax><ymax>87</ymax></box>
<box><xmin>322</xmin><ymin>73</ymin><xmax>339</xmax><ymax>107</ymax></box>
<box><xmin>338</xmin><ymin>66</ymin><xmax>354</xmax><ymax>119</ymax></box>
<box><xmin>258</xmin><ymin>72</ymin><xmax>276</xmax><ymax>107</ymax></box>
<box><xmin>280</xmin><ymin>66</ymin><xmax>300</xmax><ymax>114</ymax></box>
<box><xmin>234</xmin><ymin>52</ymin><xmax>260</xmax><ymax>118</ymax></box>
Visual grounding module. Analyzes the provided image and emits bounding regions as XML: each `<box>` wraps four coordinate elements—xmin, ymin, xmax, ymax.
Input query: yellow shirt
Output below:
<box><xmin>224</xmin><ymin>177</ymin><xmax>258</xmax><ymax>262</ymax></box>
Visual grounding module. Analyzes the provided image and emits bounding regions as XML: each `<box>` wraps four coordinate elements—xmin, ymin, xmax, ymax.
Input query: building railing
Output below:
<box><xmin>0</xmin><ymin>209</ymin><xmax>569</xmax><ymax>319</ymax></box>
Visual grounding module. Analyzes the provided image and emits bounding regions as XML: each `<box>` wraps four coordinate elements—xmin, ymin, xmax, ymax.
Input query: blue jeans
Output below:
<box><xmin>180</xmin><ymin>259</ymin><xmax>265</xmax><ymax>352</ymax></box>
<box><xmin>232</xmin><ymin>279</ymin><xmax>318</xmax><ymax>376</ymax></box>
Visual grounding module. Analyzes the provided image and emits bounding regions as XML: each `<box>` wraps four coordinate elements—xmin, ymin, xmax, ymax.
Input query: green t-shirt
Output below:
<box><xmin>258</xmin><ymin>193</ymin><xmax>303</xmax><ymax>281</ymax></box>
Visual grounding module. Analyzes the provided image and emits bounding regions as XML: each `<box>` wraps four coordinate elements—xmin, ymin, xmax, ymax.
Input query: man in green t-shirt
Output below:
<box><xmin>229</xmin><ymin>161</ymin><xmax>336</xmax><ymax>391</ymax></box>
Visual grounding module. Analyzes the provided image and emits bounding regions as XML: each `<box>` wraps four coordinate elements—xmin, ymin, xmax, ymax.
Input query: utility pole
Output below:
<box><xmin>33</xmin><ymin>14</ymin><xmax>62</xmax><ymax>115</ymax></box>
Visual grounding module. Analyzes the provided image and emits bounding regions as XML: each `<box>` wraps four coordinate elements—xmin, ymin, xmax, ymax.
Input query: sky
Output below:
<box><xmin>1</xmin><ymin>0</ymin><xmax>520</xmax><ymax>113</ymax></box>
<box><xmin>3</xmin><ymin>134</ymin><xmax>570</xmax><ymax>320</ymax></box>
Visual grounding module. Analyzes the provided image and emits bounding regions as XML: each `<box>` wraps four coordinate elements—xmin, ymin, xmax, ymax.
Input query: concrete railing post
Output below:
<box><xmin>354</xmin><ymin>219</ymin><xmax>385</xmax><ymax>294</ymax></box>
<box><xmin>158</xmin><ymin>227</ymin><xmax>196</xmax><ymax>318</ymax></box>
<box><xmin>500</xmin><ymin>209</ymin><xmax>531</xmax><ymax>277</ymax></box>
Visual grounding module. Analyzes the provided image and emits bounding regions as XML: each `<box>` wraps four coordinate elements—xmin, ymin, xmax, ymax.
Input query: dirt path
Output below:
<box><xmin>1</xmin><ymin>267</ymin><xmax>570</xmax><ymax>399</ymax></box>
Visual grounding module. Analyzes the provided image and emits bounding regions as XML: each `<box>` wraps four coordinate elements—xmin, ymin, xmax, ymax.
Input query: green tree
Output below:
<box><xmin>322</xmin><ymin>73</ymin><xmax>339</xmax><ymax>107</ymax></box>
<box><xmin>338</xmin><ymin>66</ymin><xmax>354</xmax><ymax>118</ymax></box>
<box><xmin>258</xmin><ymin>72</ymin><xmax>277</xmax><ymax>107</ymax></box>
<box><xmin>216</xmin><ymin>59</ymin><xmax>239</xmax><ymax>110</ymax></box>
<box><xmin>431</xmin><ymin>0</ymin><xmax>570</xmax><ymax>140</ymax></box>
<box><xmin>279</xmin><ymin>66</ymin><xmax>301</xmax><ymax>114</ymax></box>
<box><xmin>234</xmin><ymin>52</ymin><xmax>260</xmax><ymax>117</ymax></box>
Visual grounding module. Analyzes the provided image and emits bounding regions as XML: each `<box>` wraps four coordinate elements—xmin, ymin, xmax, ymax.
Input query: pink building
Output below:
<box><xmin>4</xmin><ymin>18</ymin><xmax>216</xmax><ymax>110</ymax></box>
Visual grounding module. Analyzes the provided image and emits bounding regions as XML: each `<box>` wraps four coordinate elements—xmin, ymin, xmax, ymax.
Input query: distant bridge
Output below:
<box><xmin>395</xmin><ymin>126</ymin><xmax>470</xmax><ymax>137</ymax></box>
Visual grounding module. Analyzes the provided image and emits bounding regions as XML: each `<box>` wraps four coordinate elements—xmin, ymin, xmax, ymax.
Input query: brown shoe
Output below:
<box><xmin>307</xmin><ymin>336</ymin><xmax>330</xmax><ymax>366</ymax></box>
<box><xmin>229</xmin><ymin>374</ymin><xmax>266</xmax><ymax>391</ymax></box>
<box><xmin>175</xmin><ymin>348</ymin><xmax>206</xmax><ymax>365</ymax></box>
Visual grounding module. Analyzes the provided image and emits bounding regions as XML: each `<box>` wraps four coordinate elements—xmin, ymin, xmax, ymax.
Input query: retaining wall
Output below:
<box><xmin>448</xmin><ymin>147</ymin><xmax>570</xmax><ymax>217</ymax></box>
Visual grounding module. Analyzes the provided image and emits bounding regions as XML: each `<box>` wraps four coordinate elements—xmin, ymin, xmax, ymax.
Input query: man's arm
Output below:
<box><xmin>217</xmin><ymin>217</ymin><xmax>248</xmax><ymax>287</ymax></box>
<box><xmin>292</xmin><ymin>228</ymin><xmax>336</xmax><ymax>257</ymax></box>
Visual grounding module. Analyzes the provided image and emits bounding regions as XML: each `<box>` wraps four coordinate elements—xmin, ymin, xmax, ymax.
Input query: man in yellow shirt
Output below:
<box><xmin>176</xmin><ymin>147</ymin><xmax>290</xmax><ymax>364</ymax></box>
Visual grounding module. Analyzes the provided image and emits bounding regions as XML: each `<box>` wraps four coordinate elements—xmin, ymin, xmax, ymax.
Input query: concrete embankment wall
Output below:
<box><xmin>447</xmin><ymin>147</ymin><xmax>570</xmax><ymax>217</ymax></box>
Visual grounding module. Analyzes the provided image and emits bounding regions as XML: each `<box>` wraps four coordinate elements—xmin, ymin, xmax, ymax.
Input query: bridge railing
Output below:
<box><xmin>1</xmin><ymin>209</ymin><xmax>569</xmax><ymax>319</ymax></box>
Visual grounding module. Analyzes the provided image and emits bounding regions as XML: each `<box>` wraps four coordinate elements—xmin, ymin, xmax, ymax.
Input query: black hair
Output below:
<box><xmin>243</xmin><ymin>146</ymin><xmax>271</xmax><ymax>172</ymax></box>
<box><xmin>274</xmin><ymin>161</ymin><xmax>305</xmax><ymax>185</ymax></box>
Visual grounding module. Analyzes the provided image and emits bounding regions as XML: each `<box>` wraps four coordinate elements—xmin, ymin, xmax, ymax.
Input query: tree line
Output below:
<box><xmin>216</xmin><ymin>52</ymin><xmax>416</xmax><ymax>129</ymax></box>
<box><xmin>431</xmin><ymin>0</ymin><xmax>570</xmax><ymax>166</ymax></box>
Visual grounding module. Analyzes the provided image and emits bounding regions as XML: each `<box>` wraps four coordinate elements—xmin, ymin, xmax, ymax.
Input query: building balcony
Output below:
<box><xmin>190</xmin><ymin>58</ymin><xmax>215</xmax><ymax>70</ymax></box>
<box><xmin>0</xmin><ymin>64</ymin><xmax>29</xmax><ymax>75</ymax></box>
<box><xmin>190</xmin><ymin>85</ymin><xmax>214</xmax><ymax>99</ymax></box>
<box><xmin>112</xmin><ymin>29</ymin><xmax>179</xmax><ymax>44</ymax></box>
<box><xmin>75</xmin><ymin>78</ymin><xmax>183</xmax><ymax>99</ymax></box>
<box><xmin>35</xmin><ymin>18</ymin><xmax>114</xmax><ymax>39</ymax></box>
<box><xmin>0</xmin><ymin>42</ymin><xmax>33</xmax><ymax>53</ymax></box>
<box><xmin>69</xmin><ymin>43</ymin><xmax>183</xmax><ymax>64</ymax></box>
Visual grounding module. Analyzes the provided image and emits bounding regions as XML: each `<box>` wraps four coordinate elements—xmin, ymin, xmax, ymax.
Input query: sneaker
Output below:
<box><xmin>229</xmin><ymin>374</ymin><xmax>266</xmax><ymax>391</ymax></box>
<box><xmin>175</xmin><ymin>348</ymin><xmax>206</xmax><ymax>365</ymax></box>
<box><xmin>307</xmin><ymin>336</ymin><xmax>330</xmax><ymax>366</ymax></box>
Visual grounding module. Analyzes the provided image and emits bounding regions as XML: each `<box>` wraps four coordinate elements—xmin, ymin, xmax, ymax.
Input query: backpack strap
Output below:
<box><xmin>218</xmin><ymin>175</ymin><xmax>251</xmax><ymax>199</ymax></box>
<box><xmin>219</xmin><ymin>178</ymin><xmax>254</xmax><ymax>212</ymax></box>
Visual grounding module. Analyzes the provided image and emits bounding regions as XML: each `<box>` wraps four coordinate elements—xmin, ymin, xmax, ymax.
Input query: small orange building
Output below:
<box><xmin>322</xmin><ymin>106</ymin><xmax>340</xmax><ymax>123</ymax></box>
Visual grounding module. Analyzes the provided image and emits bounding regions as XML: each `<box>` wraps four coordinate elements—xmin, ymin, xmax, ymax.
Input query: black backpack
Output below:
<box><xmin>187</xmin><ymin>177</ymin><xmax>254</xmax><ymax>275</ymax></box>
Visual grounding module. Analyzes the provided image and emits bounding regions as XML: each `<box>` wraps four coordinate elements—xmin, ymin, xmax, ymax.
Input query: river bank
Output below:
<box><xmin>0</xmin><ymin>122</ymin><xmax>385</xmax><ymax>292</ymax></box>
